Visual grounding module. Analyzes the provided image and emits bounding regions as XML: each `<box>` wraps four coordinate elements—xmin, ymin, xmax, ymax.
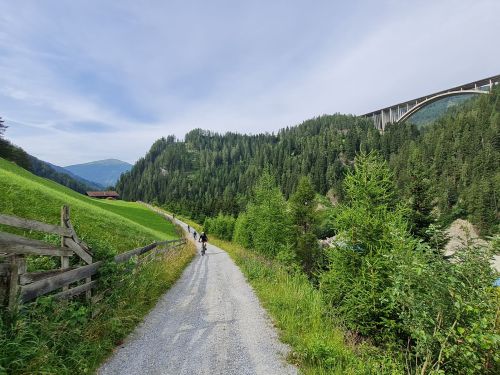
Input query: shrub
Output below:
<box><xmin>204</xmin><ymin>213</ymin><xmax>236</xmax><ymax>241</ymax></box>
<box><xmin>233</xmin><ymin>211</ymin><xmax>253</xmax><ymax>248</ymax></box>
<box><xmin>320</xmin><ymin>152</ymin><xmax>499</xmax><ymax>373</ymax></box>
<box><xmin>237</xmin><ymin>172</ymin><xmax>293</xmax><ymax>256</ymax></box>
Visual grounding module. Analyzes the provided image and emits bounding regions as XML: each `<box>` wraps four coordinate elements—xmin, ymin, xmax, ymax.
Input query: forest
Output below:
<box><xmin>117</xmin><ymin>87</ymin><xmax>499</xmax><ymax>235</ymax></box>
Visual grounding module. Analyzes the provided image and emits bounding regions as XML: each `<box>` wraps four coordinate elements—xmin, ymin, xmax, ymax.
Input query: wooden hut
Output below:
<box><xmin>86</xmin><ymin>191</ymin><xmax>120</xmax><ymax>199</ymax></box>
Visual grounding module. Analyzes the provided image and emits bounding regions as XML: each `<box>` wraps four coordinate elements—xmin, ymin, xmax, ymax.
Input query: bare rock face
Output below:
<box><xmin>444</xmin><ymin>219</ymin><xmax>499</xmax><ymax>272</ymax></box>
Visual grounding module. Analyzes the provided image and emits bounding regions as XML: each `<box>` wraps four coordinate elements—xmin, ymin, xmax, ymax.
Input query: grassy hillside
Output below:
<box><xmin>0</xmin><ymin>157</ymin><xmax>177</xmax><ymax>258</ymax></box>
<box><xmin>0</xmin><ymin>157</ymin><xmax>196</xmax><ymax>374</ymax></box>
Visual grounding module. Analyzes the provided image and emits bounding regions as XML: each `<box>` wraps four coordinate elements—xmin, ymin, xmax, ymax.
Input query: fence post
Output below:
<box><xmin>0</xmin><ymin>263</ymin><xmax>10</xmax><ymax>308</ymax></box>
<box><xmin>62</xmin><ymin>205</ymin><xmax>93</xmax><ymax>301</ymax></box>
<box><xmin>7</xmin><ymin>261</ymin><xmax>19</xmax><ymax>311</ymax></box>
<box><xmin>61</xmin><ymin>206</ymin><xmax>71</xmax><ymax>291</ymax></box>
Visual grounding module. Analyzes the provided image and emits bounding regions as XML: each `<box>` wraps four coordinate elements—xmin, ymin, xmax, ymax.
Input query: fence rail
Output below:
<box><xmin>0</xmin><ymin>206</ymin><xmax>186</xmax><ymax>310</ymax></box>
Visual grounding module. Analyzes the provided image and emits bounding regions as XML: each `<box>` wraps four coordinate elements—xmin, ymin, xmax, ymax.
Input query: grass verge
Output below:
<box><xmin>0</xmin><ymin>241</ymin><xmax>196</xmax><ymax>374</ymax></box>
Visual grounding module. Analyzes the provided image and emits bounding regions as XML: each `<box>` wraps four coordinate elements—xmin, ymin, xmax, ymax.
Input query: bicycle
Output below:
<box><xmin>201</xmin><ymin>241</ymin><xmax>207</xmax><ymax>256</ymax></box>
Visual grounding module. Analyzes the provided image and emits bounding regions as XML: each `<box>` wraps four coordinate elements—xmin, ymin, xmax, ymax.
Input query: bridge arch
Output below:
<box><xmin>362</xmin><ymin>74</ymin><xmax>499</xmax><ymax>130</ymax></box>
<box><xmin>398</xmin><ymin>89</ymin><xmax>488</xmax><ymax>123</ymax></box>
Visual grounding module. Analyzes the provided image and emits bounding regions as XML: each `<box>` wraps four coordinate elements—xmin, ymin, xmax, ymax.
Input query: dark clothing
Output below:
<box><xmin>200</xmin><ymin>233</ymin><xmax>208</xmax><ymax>242</ymax></box>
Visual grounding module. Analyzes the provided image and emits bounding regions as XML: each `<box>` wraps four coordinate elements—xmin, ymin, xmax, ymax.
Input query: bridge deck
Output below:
<box><xmin>362</xmin><ymin>74</ymin><xmax>499</xmax><ymax>130</ymax></box>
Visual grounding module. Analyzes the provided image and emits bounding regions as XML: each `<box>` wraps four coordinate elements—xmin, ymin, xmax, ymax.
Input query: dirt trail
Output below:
<box><xmin>98</xmin><ymin>218</ymin><xmax>297</xmax><ymax>375</ymax></box>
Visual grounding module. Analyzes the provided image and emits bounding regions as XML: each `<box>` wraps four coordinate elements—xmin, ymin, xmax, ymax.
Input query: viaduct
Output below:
<box><xmin>363</xmin><ymin>74</ymin><xmax>499</xmax><ymax>130</ymax></box>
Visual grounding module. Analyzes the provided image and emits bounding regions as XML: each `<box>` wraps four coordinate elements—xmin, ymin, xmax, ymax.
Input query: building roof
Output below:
<box><xmin>86</xmin><ymin>191</ymin><xmax>120</xmax><ymax>198</ymax></box>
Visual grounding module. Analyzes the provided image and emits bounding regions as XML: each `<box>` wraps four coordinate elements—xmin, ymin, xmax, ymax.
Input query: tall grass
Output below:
<box><xmin>0</xmin><ymin>242</ymin><xmax>196</xmax><ymax>374</ymax></box>
<box><xmin>209</xmin><ymin>237</ymin><xmax>403</xmax><ymax>374</ymax></box>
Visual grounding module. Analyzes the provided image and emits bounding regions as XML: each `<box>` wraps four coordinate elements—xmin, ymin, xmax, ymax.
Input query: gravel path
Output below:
<box><xmin>98</xmin><ymin>218</ymin><xmax>298</xmax><ymax>375</ymax></box>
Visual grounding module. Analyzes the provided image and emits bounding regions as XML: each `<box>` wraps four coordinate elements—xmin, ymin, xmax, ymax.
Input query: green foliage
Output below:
<box><xmin>0</xmin><ymin>138</ymin><xmax>30</xmax><ymax>170</ymax></box>
<box><xmin>116</xmin><ymin>116</ymin><xmax>376</xmax><ymax>221</ymax></box>
<box><xmin>0</xmin><ymin>158</ymin><xmax>189</xmax><ymax>373</ymax></box>
<box><xmin>233</xmin><ymin>211</ymin><xmax>253</xmax><ymax>248</ymax></box>
<box><xmin>320</xmin><ymin>152</ymin><xmax>499</xmax><ymax>374</ymax></box>
<box><xmin>0</xmin><ymin>158</ymin><xmax>177</xmax><ymax>255</ymax></box>
<box><xmin>333</xmin><ymin>152</ymin><xmax>404</xmax><ymax>252</ymax></box>
<box><xmin>0</xmin><ymin>121</ymin><xmax>96</xmax><ymax>193</ymax></box>
<box><xmin>203</xmin><ymin>213</ymin><xmax>235</xmax><ymax>241</ymax></box>
<box><xmin>29</xmin><ymin>156</ymin><xmax>98</xmax><ymax>194</ymax></box>
<box><xmin>388</xmin><ymin>89</ymin><xmax>500</xmax><ymax>234</ymax></box>
<box><xmin>0</xmin><ymin>244</ymin><xmax>195</xmax><ymax>374</ymax></box>
<box><xmin>117</xmin><ymin>90</ymin><xmax>499</xmax><ymax>234</ymax></box>
<box><xmin>406</xmin><ymin>158</ymin><xmax>436</xmax><ymax>241</ymax></box>
<box><xmin>207</xmin><ymin>236</ymin><xmax>404</xmax><ymax>374</ymax></box>
<box><xmin>244</xmin><ymin>172</ymin><xmax>293</xmax><ymax>256</ymax></box>
<box><xmin>290</xmin><ymin>176</ymin><xmax>317</xmax><ymax>233</ymax></box>
<box><xmin>289</xmin><ymin>176</ymin><xmax>321</xmax><ymax>275</ymax></box>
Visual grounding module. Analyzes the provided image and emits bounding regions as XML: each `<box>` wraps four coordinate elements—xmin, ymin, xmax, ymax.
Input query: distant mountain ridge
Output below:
<box><xmin>1</xmin><ymin>135</ymin><xmax>100</xmax><ymax>194</ymax></box>
<box><xmin>65</xmin><ymin>159</ymin><xmax>132</xmax><ymax>188</ymax></box>
<box><xmin>28</xmin><ymin>156</ymin><xmax>100</xmax><ymax>194</ymax></box>
<box><xmin>47</xmin><ymin>162</ymin><xmax>104</xmax><ymax>190</ymax></box>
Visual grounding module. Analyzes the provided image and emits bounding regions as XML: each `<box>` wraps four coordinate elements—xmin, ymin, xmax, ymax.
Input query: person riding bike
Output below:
<box><xmin>199</xmin><ymin>231</ymin><xmax>208</xmax><ymax>255</ymax></box>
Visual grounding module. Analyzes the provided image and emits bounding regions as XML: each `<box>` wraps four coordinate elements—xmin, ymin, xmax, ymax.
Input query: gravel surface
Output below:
<box><xmin>98</xmin><ymin>219</ymin><xmax>298</xmax><ymax>375</ymax></box>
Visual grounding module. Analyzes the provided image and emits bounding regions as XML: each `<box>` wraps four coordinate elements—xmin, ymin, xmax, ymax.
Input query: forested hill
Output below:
<box><xmin>117</xmin><ymin>88</ymin><xmax>499</xmax><ymax>233</ymax></box>
<box><xmin>117</xmin><ymin>115</ymin><xmax>377</xmax><ymax>217</ymax></box>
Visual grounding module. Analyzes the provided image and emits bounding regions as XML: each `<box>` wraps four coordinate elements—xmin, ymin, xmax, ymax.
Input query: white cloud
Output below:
<box><xmin>0</xmin><ymin>0</ymin><xmax>499</xmax><ymax>165</ymax></box>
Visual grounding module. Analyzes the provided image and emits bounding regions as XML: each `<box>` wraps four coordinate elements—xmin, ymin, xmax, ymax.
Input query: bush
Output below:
<box><xmin>204</xmin><ymin>213</ymin><xmax>236</xmax><ymax>241</ymax></box>
<box><xmin>320</xmin><ymin>152</ymin><xmax>499</xmax><ymax>373</ymax></box>
<box><xmin>245</xmin><ymin>172</ymin><xmax>293</xmax><ymax>256</ymax></box>
<box><xmin>233</xmin><ymin>212</ymin><xmax>253</xmax><ymax>248</ymax></box>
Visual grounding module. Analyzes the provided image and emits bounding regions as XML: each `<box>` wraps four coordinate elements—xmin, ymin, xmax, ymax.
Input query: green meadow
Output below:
<box><xmin>0</xmin><ymin>157</ymin><xmax>177</xmax><ymax>257</ymax></box>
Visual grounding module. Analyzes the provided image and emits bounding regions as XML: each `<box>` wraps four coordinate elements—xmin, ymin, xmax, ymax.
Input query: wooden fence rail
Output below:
<box><xmin>0</xmin><ymin>206</ymin><xmax>186</xmax><ymax>310</ymax></box>
<box><xmin>18</xmin><ymin>239</ymin><xmax>185</xmax><ymax>303</ymax></box>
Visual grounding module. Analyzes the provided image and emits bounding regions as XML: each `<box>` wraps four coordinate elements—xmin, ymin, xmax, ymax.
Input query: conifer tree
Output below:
<box><xmin>289</xmin><ymin>176</ymin><xmax>320</xmax><ymax>274</ymax></box>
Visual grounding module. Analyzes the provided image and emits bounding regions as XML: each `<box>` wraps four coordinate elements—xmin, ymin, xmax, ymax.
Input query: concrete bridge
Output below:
<box><xmin>363</xmin><ymin>74</ymin><xmax>500</xmax><ymax>130</ymax></box>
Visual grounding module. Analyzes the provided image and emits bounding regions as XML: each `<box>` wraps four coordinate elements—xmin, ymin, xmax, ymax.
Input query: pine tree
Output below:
<box><xmin>289</xmin><ymin>176</ymin><xmax>320</xmax><ymax>274</ymax></box>
<box><xmin>246</xmin><ymin>172</ymin><xmax>293</xmax><ymax>256</ymax></box>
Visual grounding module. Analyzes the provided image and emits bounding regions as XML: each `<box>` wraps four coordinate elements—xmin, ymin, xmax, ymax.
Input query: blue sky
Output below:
<box><xmin>0</xmin><ymin>0</ymin><xmax>499</xmax><ymax>165</ymax></box>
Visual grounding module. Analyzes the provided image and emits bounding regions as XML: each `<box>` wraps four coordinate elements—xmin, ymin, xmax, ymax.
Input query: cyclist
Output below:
<box><xmin>193</xmin><ymin>231</ymin><xmax>197</xmax><ymax>240</ymax></box>
<box><xmin>199</xmin><ymin>231</ymin><xmax>208</xmax><ymax>255</ymax></box>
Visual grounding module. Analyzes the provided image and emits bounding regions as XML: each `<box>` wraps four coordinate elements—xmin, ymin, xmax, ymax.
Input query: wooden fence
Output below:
<box><xmin>0</xmin><ymin>206</ymin><xmax>185</xmax><ymax>311</ymax></box>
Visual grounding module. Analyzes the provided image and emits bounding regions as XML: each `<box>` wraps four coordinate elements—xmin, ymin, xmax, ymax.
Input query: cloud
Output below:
<box><xmin>53</xmin><ymin>121</ymin><xmax>116</xmax><ymax>134</ymax></box>
<box><xmin>0</xmin><ymin>0</ymin><xmax>499</xmax><ymax>165</ymax></box>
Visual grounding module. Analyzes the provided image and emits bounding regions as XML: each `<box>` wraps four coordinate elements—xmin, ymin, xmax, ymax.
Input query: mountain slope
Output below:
<box><xmin>29</xmin><ymin>156</ymin><xmax>102</xmax><ymax>193</ymax></box>
<box><xmin>0</xmin><ymin>157</ymin><xmax>177</xmax><ymax>255</ymax></box>
<box><xmin>65</xmin><ymin>159</ymin><xmax>132</xmax><ymax>187</ymax></box>
<box><xmin>47</xmin><ymin>161</ymin><xmax>104</xmax><ymax>190</ymax></box>
<box><xmin>116</xmin><ymin>115</ymin><xmax>378</xmax><ymax>219</ymax></box>
<box><xmin>1</xmin><ymin>137</ymin><xmax>101</xmax><ymax>194</ymax></box>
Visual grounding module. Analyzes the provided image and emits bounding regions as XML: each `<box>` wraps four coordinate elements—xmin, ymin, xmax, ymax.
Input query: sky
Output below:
<box><xmin>0</xmin><ymin>0</ymin><xmax>499</xmax><ymax>166</ymax></box>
